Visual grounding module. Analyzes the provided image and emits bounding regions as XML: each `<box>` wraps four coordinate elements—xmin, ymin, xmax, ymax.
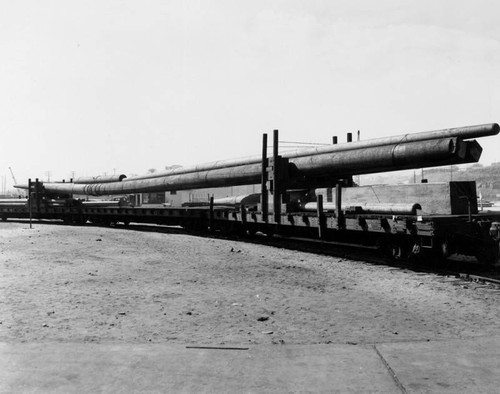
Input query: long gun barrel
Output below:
<box><xmin>74</xmin><ymin>174</ymin><xmax>127</xmax><ymax>184</ymax></box>
<box><xmin>124</xmin><ymin>123</ymin><xmax>499</xmax><ymax>182</ymax></box>
<box><xmin>21</xmin><ymin>126</ymin><xmax>493</xmax><ymax>196</ymax></box>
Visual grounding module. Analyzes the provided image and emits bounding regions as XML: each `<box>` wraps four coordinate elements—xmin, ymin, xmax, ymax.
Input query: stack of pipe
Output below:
<box><xmin>0</xmin><ymin>198</ymin><xmax>28</xmax><ymax>206</ymax></box>
<box><xmin>15</xmin><ymin>123</ymin><xmax>499</xmax><ymax>196</ymax></box>
<box><xmin>300</xmin><ymin>202</ymin><xmax>422</xmax><ymax>215</ymax></box>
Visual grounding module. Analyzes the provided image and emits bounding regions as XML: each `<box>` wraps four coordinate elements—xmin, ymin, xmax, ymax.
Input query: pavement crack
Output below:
<box><xmin>373</xmin><ymin>345</ymin><xmax>407</xmax><ymax>394</ymax></box>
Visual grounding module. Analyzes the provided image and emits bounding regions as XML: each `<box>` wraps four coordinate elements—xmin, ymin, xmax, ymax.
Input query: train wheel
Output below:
<box><xmin>246</xmin><ymin>228</ymin><xmax>256</xmax><ymax>237</ymax></box>
<box><xmin>390</xmin><ymin>244</ymin><xmax>403</xmax><ymax>260</ymax></box>
<box><xmin>475</xmin><ymin>246</ymin><xmax>499</xmax><ymax>267</ymax></box>
<box><xmin>74</xmin><ymin>215</ymin><xmax>87</xmax><ymax>225</ymax></box>
<box><xmin>378</xmin><ymin>237</ymin><xmax>407</xmax><ymax>261</ymax></box>
<box><xmin>218</xmin><ymin>223</ymin><xmax>233</xmax><ymax>236</ymax></box>
<box><xmin>407</xmin><ymin>243</ymin><xmax>430</xmax><ymax>265</ymax></box>
<box><xmin>438</xmin><ymin>240</ymin><xmax>451</xmax><ymax>259</ymax></box>
<box><xmin>184</xmin><ymin>220</ymin><xmax>207</xmax><ymax>234</ymax></box>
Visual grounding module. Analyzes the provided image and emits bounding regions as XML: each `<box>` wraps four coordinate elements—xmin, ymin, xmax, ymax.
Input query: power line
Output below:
<box><xmin>278</xmin><ymin>141</ymin><xmax>331</xmax><ymax>146</ymax></box>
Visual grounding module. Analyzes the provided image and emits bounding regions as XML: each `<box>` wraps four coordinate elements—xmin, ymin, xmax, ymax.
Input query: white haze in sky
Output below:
<box><xmin>1</xmin><ymin>0</ymin><xmax>499</xmax><ymax>187</ymax></box>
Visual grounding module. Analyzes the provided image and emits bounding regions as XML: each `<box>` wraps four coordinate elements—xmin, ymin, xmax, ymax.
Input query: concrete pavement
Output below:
<box><xmin>1</xmin><ymin>336</ymin><xmax>499</xmax><ymax>393</ymax></box>
<box><xmin>377</xmin><ymin>336</ymin><xmax>500</xmax><ymax>393</ymax></box>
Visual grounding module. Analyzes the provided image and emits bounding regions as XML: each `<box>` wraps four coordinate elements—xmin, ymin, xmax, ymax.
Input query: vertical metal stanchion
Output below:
<box><xmin>272</xmin><ymin>129</ymin><xmax>281</xmax><ymax>224</ymax></box>
<box><xmin>209</xmin><ymin>195</ymin><xmax>214</xmax><ymax>232</ymax></box>
<box><xmin>336</xmin><ymin>183</ymin><xmax>343</xmax><ymax>230</ymax></box>
<box><xmin>28</xmin><ymin>178</ymin><xmax>32</xmax><ymax>229</ymax></box>
<box><xmin>260</xmin><ymin>133</ymin><xmax>268</xmax><ymax>222</ymax></box>
<box><xmin>241</xmin><ymin>204</ymin><xmax>247</xmax><ymax>226</ymax></box>
<box><xmin>35</xmin><ymin>178</ymin><xmax>40</xmax><ymax>213</ymax></box>
<box><xmin>316</xmin><ymin>194</ymin><xmax>324</xmax><ymax>239</ymax></box>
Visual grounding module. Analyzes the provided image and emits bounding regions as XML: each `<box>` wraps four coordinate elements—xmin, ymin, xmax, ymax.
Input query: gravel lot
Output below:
<box><xmin>1</xmin><ymin>221</ymin><xmax>500</xmax><ymax>346</ymax></box>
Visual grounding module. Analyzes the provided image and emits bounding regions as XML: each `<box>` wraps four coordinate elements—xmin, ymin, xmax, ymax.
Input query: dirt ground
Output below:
<box><xmin>1</xmin><ymin>221</ymin><xmax>500</xmax><ymax>346</ymax></box>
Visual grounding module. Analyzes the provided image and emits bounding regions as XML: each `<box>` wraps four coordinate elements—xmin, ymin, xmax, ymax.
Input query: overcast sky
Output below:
<box><xmin>1</xmin><ymin>0</ymin><xmax>499</xmax><ymax>187</ymax></box>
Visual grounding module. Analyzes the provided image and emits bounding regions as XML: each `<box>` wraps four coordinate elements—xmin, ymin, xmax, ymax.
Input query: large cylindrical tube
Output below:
<box><xmin>35</xmin><ymin>137</ymin><xmax>481</xmax><ymax>196</ymax></box>
<box><xmin>301</xmin><ymin>202</ymin><xmax>422</xmax><ymax>215</ymax></box>
<box><xmin>74</xmin><ymin>174</ymin><xmax>127</xmax><ymax>184</ymax></box>
<box><xmin>289</xmin><ymin>137</ymin><xmax>476</xmax><ymax>178</ymax></box>
<box><xmin>124</xmin><ymin>123</ymin><xmax>498</xmax><ymax>182</ymax></box>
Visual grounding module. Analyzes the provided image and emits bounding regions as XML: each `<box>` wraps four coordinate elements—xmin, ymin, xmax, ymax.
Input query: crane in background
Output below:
<box><xmin>8</xmin><ymin>167</ymin><xmax>22</xmax><ymax>197</ymax></box>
